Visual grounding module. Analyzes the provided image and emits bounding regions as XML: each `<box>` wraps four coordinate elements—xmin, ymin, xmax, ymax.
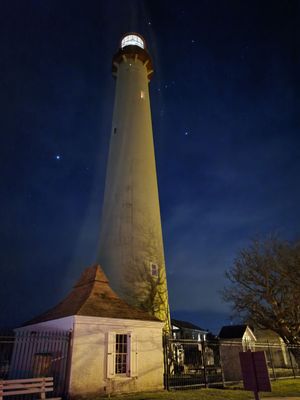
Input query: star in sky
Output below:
<box><xmin>55</xmin><ymin>155</ymin><xmax>61</xmax><ymax>160</ymax></box>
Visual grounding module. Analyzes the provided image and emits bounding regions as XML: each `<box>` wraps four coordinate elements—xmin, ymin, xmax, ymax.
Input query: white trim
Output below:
<box><xmin>107</xmin><ymin>331</ymin><xmax>138</xmax><ymax>379</ymax></box>
<box><xmin>244</xmin><ymin>326</ymin><xmax>257</xmax><ymax>342</ymax></box>
<box><xmin>14</xmin><ymin>316</ymin><xmax>74</xmax><ymax>332</ymax></box>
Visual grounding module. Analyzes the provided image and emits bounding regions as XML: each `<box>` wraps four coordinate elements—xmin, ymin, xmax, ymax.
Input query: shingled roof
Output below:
<box><xmin>218</xmin><ymin>324</ymin><xmax>248</xmax><ymax>339</ymax></box>
<box><xmin>24</xmin><ymin>265</ymin><xmax>159</xmax><ymax>325</ymax></box>
<box><xmin>171</xmin><ymin>319</ymin><xmax>207</xmax><ymax>332</ymax></box>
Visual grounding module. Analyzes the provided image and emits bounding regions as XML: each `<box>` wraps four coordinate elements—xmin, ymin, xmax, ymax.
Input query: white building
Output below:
<box><xmin>13</xmin><ymin>265</ymin><xmax>164</xmax><ymax>396</ymax></box>
<box><xmin>219</xmin><ymin>324</ymin><xmax>256</xmax><ymax>381</ymax></box>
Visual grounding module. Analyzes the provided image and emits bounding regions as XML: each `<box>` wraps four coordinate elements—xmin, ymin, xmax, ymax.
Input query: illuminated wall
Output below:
<box><xmin>16</xmin><ymin>315</ymin><xmax>164</xmax><ymax>396</ymax></box>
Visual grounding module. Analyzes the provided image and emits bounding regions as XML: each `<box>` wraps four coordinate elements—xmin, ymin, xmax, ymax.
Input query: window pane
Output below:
<box><xmin>150</xmin><ymin>262</ymin><xmax>159</xmax><ymax>277</ymax></box>
<box><xmin>121</xmin><ymin>34</ymin><xmax>144</xmax><ymax>49</ymax></box>
<box><xmin>115</xmin><ymin>334</ymin><xmax>128</xmax><ymax>374</ymax></box>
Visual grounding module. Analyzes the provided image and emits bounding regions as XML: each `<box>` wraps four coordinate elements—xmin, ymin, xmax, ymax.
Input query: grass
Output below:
<box><xmin>262</xmin><ymin>378</ymin><xmax>300</xmax><ymax>397</ymax></box>
<box><xmin>87</xmin><ymin>379</ymin><xmax>300</xmax><ymax>400</ymax></box>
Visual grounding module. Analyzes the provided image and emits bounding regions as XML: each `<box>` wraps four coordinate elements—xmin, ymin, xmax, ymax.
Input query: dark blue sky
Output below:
<box><xmin>1</xmin><ymin>0</ymin><xmax>299</xmax><ymax>334</ymax></box>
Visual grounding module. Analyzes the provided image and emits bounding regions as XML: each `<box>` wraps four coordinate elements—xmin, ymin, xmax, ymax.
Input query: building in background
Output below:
<box><xmin>171</xmin><ymin>319</ymin><xmax>208</xmax><ymax>341</ymax></box>
<box><xmin>170</xmin><ymin>319</ymin><xmax>215</xmax><ymax>373</ymax></box>
<box><xmin>98</xmin><ymin>33</ymin><xmax>170</xmax><ymax>328</ymax></box>
<box><xmin>218</xmin><ymin>324</ymin><xmax>256</xmax><ymax>381</ymax></box>
<box><xmin>254</xmin><ymin>328</ymin><xmax>290</xmax><ymax>368</ymax></box>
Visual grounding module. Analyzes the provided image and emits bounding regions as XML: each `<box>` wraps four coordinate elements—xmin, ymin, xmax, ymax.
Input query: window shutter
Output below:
<box><xmin>107</xmin><ymin>332</ymin><xmax>115</xmax><ymax>378</ymax></box>
<box><xmin>130</xmin><ymin>333</ymin><xmax>138</xmax><ymax>377</ymax></box>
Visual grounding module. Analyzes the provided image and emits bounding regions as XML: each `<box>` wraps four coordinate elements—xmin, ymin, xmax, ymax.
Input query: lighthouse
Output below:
<box><xmin>98</xmin><ymin>33</ymin><xmax>170</xmax><ymax>328</ymax></box>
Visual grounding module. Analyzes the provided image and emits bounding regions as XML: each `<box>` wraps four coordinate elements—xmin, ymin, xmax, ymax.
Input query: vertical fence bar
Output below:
<box><xmin>8</xmin><ymin>332</ymin><xmax>18</xmax><ymax>379</ymax></box>
<box><xmin>163</xmin><ymin>335</ymin><xmax>170</xmax><ymax>391</ymax></box>
<box><xmin>267</xmin><ymin>341</ymin><xmax>276</xmax><ymax>380</ymax></box>
<box><xmin>19</xmin><ymin>331</ymin><xmax>29</xmax><ymax>378</ymax></box>
<box><xmin>63</xmin><ymin>330</ymin><xmax>73</xmax><ymax>398</ymax></box>
<box><xmin>52</xmin><ymin>331</ymin><xmax>60</xmax><ymax>396</ymax></box>
<box><xmin>201</xmin><ymin>340</ymin><xmax>207</xmax><ymax>388</ymax></box>
<box><xmin>287</xmin><ymin>346</ymin><xmax>296</xmax><ymax>378</ymax></box>
<box><xmin>219</xmin><ymin>354</ymin><xmax>225</xmax><ymax>387</ymax></box>
<box><xmin>13</xmin><ymin>331</ymin><xmax>24</xmax><ymax>378</ymax></box>
<box><xmin>28</xmin><ymin>331</ymin><xmax>38</xmax><ymax>378</ymax></box>
<box><xmin>59</xmin><ymin>331</ymin><xmax>68</xmax><ymax>397</ymax></box>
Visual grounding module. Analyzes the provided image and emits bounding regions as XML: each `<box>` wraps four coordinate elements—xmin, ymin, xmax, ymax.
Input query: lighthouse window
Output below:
<box><xmin>140</xmin><ymin>91</ymin><xmax>145</xmax><ymax>99</ymax></box>
<box><xmin>113</xmin><ymin>127</ymin><xmax>117</xmax><ymax>134</ymax></box>
<box><xmin>150</xmin><ymin>262</ymin><xmax>159</xmax><ymax>277</ymax></box>
<box><xmin>121</xmin><ymin>34</ymin><xmax>144</xmax><ymax>49</ymax></box>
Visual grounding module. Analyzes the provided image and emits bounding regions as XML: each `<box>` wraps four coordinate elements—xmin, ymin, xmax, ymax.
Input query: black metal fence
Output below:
<box><xmin>256</xmin><ymin>341</ymin><xmax>300</xmax><ymax>380</ymax></box>
<box><xmin>163</xmin><ymin>338</ymin><xmax>224</xmax><ymax>390</ymax></box>
<box><xmin>163</xmin><ymin>336</ymin><xmax>300</xmax><ymax>390</ymax></box>
<box><xmin>0</xmin><ymin>330</ymin><xmax>71</xmax><ymax>398</ymax></box>
<box><xmin>0</xmin><ymin>331</ymin><xmax>14</xmax><ymax>380</ymax></box>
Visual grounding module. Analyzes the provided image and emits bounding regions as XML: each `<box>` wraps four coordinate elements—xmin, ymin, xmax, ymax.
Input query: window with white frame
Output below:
<box><xmin>107</xmin><ymin>332</ymin><xmax>138</xmax><ymax>378</ymax></box>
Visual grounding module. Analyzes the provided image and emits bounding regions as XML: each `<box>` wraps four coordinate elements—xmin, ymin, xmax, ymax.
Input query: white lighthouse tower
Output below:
<box><xmin>99</xmin><ymin>33</ymin><xmax>170</xmax><ymax>328</ymax></box>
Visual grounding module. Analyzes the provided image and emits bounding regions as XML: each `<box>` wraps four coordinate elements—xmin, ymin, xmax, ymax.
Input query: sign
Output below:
<box><xmin>239</xmin><ymin>350</ymin><xmax>271</xmax><ymax>400</ymax></box>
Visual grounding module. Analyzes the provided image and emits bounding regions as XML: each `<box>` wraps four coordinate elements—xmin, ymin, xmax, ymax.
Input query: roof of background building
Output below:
<box><xmin>218</xmin><ymin>324</ymin><xmax>249</xmax><ymax>339</ymax></box>
<box><xmin>24</xmin><ymin>265</ymin><xmax>160</xmax><ymax>326</ymax></box>
<box><xmin>254</xmin><ymin>328</ymin><xmax>282</xmax><ymax>344</ymax></box>
<box><xmin>171</xmin><ymin>318</ymin><xmax>208</xmax><ymax>332</ymax></box>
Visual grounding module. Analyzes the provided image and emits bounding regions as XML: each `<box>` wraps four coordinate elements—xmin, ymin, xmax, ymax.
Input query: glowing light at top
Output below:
<box><xmin>121</xmin><ymin>34</ymin><xmax>144</xmax><ymax>49</ymax></box>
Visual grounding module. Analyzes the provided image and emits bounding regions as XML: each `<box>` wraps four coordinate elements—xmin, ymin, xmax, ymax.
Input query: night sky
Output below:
<box><xmin>1</xmin><ymin>0</ymin><xmax>299</xmax><ymax>334</ymax></box>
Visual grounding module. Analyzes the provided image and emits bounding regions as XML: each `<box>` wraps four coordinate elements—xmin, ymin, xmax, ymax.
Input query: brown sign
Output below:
<box><xmin>239</xmin><ymin>350</ymin><xmax>271</xmax><ymax>393</ymax></box>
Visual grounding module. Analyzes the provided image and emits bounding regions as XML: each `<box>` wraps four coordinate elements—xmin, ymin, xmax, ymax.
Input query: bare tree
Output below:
<box><xmin>119</xmin><ymin>212</ymin><xmax>171</xmax><ymax>333</ymax></box>
<box><xmin>222</xmin><ymin>236</ymin><xmax>300</xmax><ymax>364</ymax></box>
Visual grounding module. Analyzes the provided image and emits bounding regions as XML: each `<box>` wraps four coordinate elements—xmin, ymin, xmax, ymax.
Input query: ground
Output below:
<box><xmin>79</xmin><ymin>379</ymin><xmax>300</xmax><ymax>400</ymax></box>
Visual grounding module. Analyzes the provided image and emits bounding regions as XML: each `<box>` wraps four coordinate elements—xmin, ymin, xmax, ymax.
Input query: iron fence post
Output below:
<box><xmin>287</xmin><ymin>346</ymin><xmax>296</xmax><ymax>378</ymax></box>
<box><xmin>163</xmin><ymin>334</ymin><xmax>170</xmax><ymax>391</ymax></box>
<box><xmin>267</xmin><ymin>340</ymin><xmax>276</xmax><ymax>380</ymax></box>
<box><xmin>201</xmin><ymin>340</ymin><xmax>207</xmax><ymax>388</ymax></box>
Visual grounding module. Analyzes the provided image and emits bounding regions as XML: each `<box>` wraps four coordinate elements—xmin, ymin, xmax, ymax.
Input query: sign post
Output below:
<box><xmin>239</xmin><ymin>350</ymin><xmax>272</xmax><ymax>400</ymax></box>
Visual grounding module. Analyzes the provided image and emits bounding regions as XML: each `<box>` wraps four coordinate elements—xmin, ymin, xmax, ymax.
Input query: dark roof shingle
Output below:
<box><xmin>171</xmin><ymin>318</ymin><xmax>207</xmax><ymax>332</ymax></box>
<box><xmin>218</xmin><ymin>324</ymin><xmax>248</xmax><ymax>339</ymax></box>
<box><xmin>24</xmin><ymin>265</ymin><xmax>160</xmax><ymax>326</ymax></box>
